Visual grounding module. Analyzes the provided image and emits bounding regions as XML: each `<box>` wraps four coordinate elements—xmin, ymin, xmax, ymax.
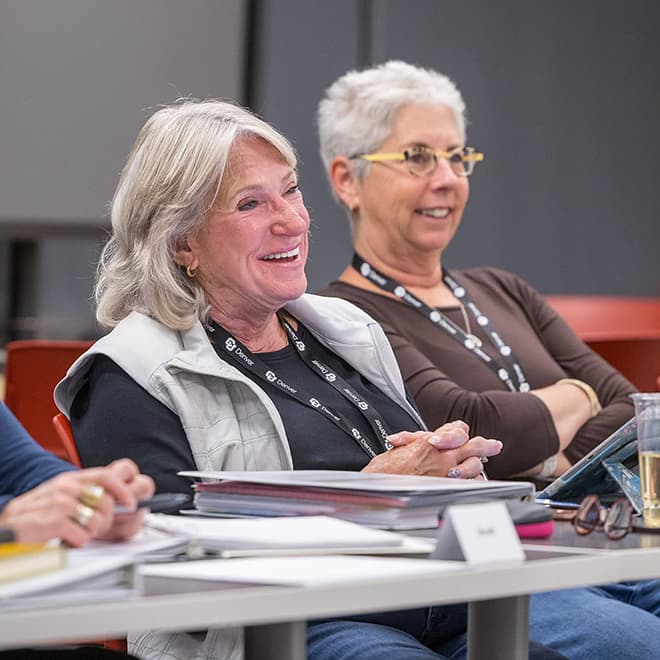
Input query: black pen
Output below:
<box><xmin>114</xmin><ymin>492</ymin><xmax>190</xmax><ymax>514</ymax></box>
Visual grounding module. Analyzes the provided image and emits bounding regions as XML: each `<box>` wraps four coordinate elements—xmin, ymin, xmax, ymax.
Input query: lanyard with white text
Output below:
<box><xmin>352</xmin><ymin>253</ymin><xmax>530</xmax><ymax>393</ymax></box>
<box><xmin>207</xmin><ymin>319</ymin><xmax>393</xmax><ymax>459</ymax></box>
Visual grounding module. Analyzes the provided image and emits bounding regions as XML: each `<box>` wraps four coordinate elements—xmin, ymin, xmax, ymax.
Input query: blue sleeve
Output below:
<box><xmin>0</xmin><ymin>402</ymin><xmax>76</xmax><ymax>509</ymax></box>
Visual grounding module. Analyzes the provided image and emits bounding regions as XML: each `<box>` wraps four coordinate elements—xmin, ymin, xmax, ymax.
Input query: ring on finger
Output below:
<box><xmin>72</xmin><ymin>503</ymin><xmax>95</xmax><ymax>528</ymax></box>
<box><xmin>79</xmin><ymin>483</ymin><xmax>105</xmax><ymax>509</ymax></box>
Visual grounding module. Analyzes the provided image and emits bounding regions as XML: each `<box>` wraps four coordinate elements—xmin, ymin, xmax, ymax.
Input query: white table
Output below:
<box><xmin>0</xmin><ymin>525</ymin><xmax>658</xmax><ymax>660</ymax></box>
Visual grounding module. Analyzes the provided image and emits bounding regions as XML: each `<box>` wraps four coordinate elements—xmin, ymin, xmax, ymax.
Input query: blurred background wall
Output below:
<box><xmin>1</xmin><ymin>0</ymin><xmax>658</xmax><ymax>346</ymax></box>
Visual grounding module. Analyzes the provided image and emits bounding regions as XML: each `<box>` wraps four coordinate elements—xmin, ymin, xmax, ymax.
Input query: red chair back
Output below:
<box><xmin>4</xmin><ymin>340</ymin><xmax>92</xmax><ymax>461</ymax></box>
<box><xmin>545</xmin><ymin>296</ymin><xmax>660</xmax><ymax>391</ymax></box>
<box><xmin>52</xmin><ymin>413</ymin><xmax>82</xmax><ymax>467</ymax></box>
<box><xmin>545</xmin><ymin>295</ymin><xmax>660</xmax><ymax>341</ymax></box>
<box><xmin>586</xmin><ymin>337</ymin><xmax>660</xmax><ymax>393</ymax></box>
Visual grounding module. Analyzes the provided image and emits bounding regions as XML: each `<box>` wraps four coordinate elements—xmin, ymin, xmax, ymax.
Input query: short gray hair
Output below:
<box><xmin>96</xmin><ymin>100</ymin><xmax>297</xmax><ymax>330</ymax></box>
<box><xmin>318</xmin><ymin>60</ymin><xmax>466</xmax><ymax>179</ymax></box>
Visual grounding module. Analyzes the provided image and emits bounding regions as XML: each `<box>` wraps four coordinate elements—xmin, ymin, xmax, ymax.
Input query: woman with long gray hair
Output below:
<box><xmin>55</xmin><ymin>99</ymin><xmax>531</xmax><ymax>660</ymax></box>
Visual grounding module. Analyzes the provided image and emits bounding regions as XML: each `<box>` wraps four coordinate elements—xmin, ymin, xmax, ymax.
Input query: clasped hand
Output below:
<box><xmin>363</xmin><ymin>420</ymin><xmax>502</xmax><ymax>479</ymax></box>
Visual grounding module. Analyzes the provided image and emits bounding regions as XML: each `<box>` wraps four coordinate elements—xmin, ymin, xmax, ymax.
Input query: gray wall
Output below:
<box><xmin>0</xmin><ymin>0</ymin><xmax>246</xmax><ymax>222</ymax></box>
<box><xmin>1</xmin><ymin>0</ymin><xmax>659</xmax><ymax>343</ymax></box>
<box><xmin>0</xmin><ymin>0</ymin><xmax>246</xmax><ymax>340</ymax></box>
<box><xmin>254</xmin><ymin>0</ymin><xmax>660</xmax><ymax>296</ymax></box>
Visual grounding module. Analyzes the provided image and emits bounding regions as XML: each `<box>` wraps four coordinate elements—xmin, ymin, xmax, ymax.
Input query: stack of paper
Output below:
<box><xmin>0</xmin><ymin>527</ymin><xmax>187</xmax><ymax>606</ymax></box>
<box><xmin>180</xmin><ymin>470</ymin><xmax>534</xmax><ymax>530</ymax></box>
<box><xmin>0</xmin><ymin>542</ymin><xmax>66</xmax><ymax>585</ymax></box>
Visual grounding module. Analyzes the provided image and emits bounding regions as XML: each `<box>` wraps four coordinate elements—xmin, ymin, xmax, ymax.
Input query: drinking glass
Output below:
<box><xmin>631</xmin><ymin>393</ymin><xmax>660</xmax><ymax>528</ymax></box>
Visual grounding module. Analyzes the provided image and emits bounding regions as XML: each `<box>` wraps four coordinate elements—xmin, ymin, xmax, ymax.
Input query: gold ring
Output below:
<box><xmin>79</xmin><ymin>483</ymin><xmax>105</xmax><ymax>509</ymax></box>
<box><xmin>72</xmin><ymin>503</ymin><xmax>95</xmax><ymax>528</ymax></box>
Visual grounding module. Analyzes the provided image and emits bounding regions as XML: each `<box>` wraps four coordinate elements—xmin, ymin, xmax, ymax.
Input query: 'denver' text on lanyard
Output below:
<box><xmin>207</xmin><ymin>315</ymin><xmax>394</xmax><ymax>459</ymax></box>
<box><xmin>352</xmin><ymin>253</ymin><xmax>530</xmax><ymax>393</ymax></box>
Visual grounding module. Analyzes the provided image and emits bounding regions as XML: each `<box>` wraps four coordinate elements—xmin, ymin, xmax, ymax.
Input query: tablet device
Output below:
<box><xmin>537</xmin><ymin>417</ymin><xmax>637</xmax><ymax>506</ymax></box>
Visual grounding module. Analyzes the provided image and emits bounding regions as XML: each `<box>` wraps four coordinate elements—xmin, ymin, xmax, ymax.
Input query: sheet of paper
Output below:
<box><xmin>144</xmin><ymin>514</ymin><xmax>407</xmax><ymax>550</ymax></box>
<box><xmin>76</xmin><ymin>526</ymin><xmax>189</xmax><ymax>557</ymax></box>
<box><xmin>136</xmin><ymin>554</ymin><xmax>462</xmax><ymax>592</ymax></box>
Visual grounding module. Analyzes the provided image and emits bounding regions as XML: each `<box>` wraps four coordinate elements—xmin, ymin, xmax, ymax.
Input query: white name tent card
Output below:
<box><xmin>432</xmin><ymin>501</ymin><xmax>525</xmax><ymax>565</ymax></box>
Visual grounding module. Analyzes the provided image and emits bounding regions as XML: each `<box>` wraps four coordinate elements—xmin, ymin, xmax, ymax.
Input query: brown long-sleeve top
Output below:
<box><xmin>319</xmin><ymin>267</ymin><xmax>636</xmax><ymax>479</ymax></box>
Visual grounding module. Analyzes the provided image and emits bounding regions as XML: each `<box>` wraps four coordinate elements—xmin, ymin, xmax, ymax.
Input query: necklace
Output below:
<box><xmin>352</xmin><ymin>252</ymin><xmax>531</xmax><ymax>393</ymax></box>
<box><xmin>457</xmin><ymin>301</ymin><xmax>482</xmax><ymax>348</ymax></box>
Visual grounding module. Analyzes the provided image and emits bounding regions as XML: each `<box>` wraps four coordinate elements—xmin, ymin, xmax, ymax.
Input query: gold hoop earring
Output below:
<box><xmin>186</xmin><ymin>264</ymin><xmax>198</xmax><ymax>278</ymax></box>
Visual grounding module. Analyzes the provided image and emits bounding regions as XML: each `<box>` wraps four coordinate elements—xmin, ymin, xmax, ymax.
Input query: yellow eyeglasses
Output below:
<box><xmin>350</xmin><ymin>145</ymin><xmax>484</xmax><ymax>177</ymax></box>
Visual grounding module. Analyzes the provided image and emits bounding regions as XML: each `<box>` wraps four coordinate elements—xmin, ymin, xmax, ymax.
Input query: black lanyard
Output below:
<box><xmin>206</xmin><ymin>316</ymin><xmax>393</xmax><ymax>459</ymax></box>
<box><xmin>352</xmin><ymin>253</ymin><xmax>530</xmax><ymax>393</ymax></box>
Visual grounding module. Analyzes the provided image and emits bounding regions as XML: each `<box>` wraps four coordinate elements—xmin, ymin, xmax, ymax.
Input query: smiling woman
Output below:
<box><xmin>52</xmin><ymin>99</ymin><xmax>512</xmax><ymax>660</ymax></box>
<box><xmin>317</xmin><ymin>61</ymin><xmax>660</xmax><ymax>660</ymax></box>
<box><xmin>318</xmin><ymin>61</ymin><xmax>637</xmax><ymax>481</ymax></box>
<box><xmin>175</xmin><ymin>137</ymin><xmax>310</xmax><ymax>351</ymax></box>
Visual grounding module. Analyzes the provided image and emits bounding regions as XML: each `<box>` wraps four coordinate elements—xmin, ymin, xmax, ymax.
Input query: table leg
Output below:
<box><xmin>245</xmin><ymin>620</ymin><xmax>306</xmax><ymax>660</ymax></box>
<box><xmin>467</xmin><ymin>594</ymin><xmax>529</xmax><ymax>660</ymax></box>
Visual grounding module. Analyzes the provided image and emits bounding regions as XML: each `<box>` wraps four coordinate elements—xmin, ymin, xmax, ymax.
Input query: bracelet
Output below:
<box><xmin>557</xmin><ymin>378</ymin><xmax>602</xmax><ymax>418</ymax></box>
<box><xmin>538</xmin><ymin>454</ymin><xmax>558</xmax><ymax>478</ymax></box>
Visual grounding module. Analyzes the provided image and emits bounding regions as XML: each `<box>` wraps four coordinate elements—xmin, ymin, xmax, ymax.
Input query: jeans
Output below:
<box><xmin>530</xmin><ymin>580</ymin><xmax>660</xmax><ymax>660</ymax></box>
<box><xmin>307</xmin><ymin>579</ymin><xmax>660</xmax><ymax>659</ymax></box>
<box><xmin>308</xmin><ymin>604</ymin><xmax>564</xmax><ymax>659</ymax></box>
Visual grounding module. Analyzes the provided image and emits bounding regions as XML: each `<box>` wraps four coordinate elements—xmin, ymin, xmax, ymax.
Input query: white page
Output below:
<box><xmin>136</xmin><ymin>554</ymin><xmax>462</xmax><ymax>590</ymax></box>
<box><xmin>75</xmin><ymin>526</ymin><xmax>188</xmax><ymax>557</ymax></box>
<box><xmin>144</xmin><ymin>514</ymin><xmax>406</xmax><ymax>550</ymax></box>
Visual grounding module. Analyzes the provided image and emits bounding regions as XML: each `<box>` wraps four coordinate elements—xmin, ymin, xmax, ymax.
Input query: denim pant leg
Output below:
<box><xmin>308</xmin><ymin>606</ymin><xmax>465</xmax><ymax>659</ymax></box>
<box><xmin>308</xmin><ymin>605</ymin><xmax>566</xmax><ymax>660</ymax></box>
<box><xmin>424</xmin><ymin>603</ymin><xmax>566</xmax><ymax>660</ymax></box>
<box><xmin>595</xmin><ymin>579</ymin><xmax>660</xmax><ymax>617</ymax></box>
<box><xmin>530</xmin><ymin>585</ymin><xmax>660</xmax><ymax>660</ymax></box>
<box><xmin>307</xmin><ymin>619</ymin><xmax>449</xmax><ymax>660</ymax></box>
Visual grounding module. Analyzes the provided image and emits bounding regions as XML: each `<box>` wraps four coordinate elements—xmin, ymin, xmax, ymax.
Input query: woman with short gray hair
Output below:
<box><xmin>319</xmin><ymin>60</ymin><xmax>660</xmax><ymax>660</ymax></box>
<box><xmin>319</xmin><ymin>60</ymin><xmax>465</xmax><ymax>175</ymax></box>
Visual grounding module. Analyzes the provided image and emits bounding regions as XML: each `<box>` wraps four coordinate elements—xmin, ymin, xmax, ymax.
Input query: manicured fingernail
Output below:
<box><xmin>447</xmin><ymin>467</ymin><xmax>461</xmax><ymax>478</ymax></box>
<box><xmin>428</xmin><ymin>435</ymin><xmax>441</xmax><ymax>446</ymax></box>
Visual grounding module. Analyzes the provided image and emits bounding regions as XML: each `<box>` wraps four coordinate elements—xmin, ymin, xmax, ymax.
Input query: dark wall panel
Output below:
<box><xmin>255</xmin><ymin>0</ymin><xmax>660</xmax><ymax>295</ymax></box>
<box><xmin>253</xmin><ymin>0</ymin><xmax>362</xmax><ymax>290</ymax></box>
